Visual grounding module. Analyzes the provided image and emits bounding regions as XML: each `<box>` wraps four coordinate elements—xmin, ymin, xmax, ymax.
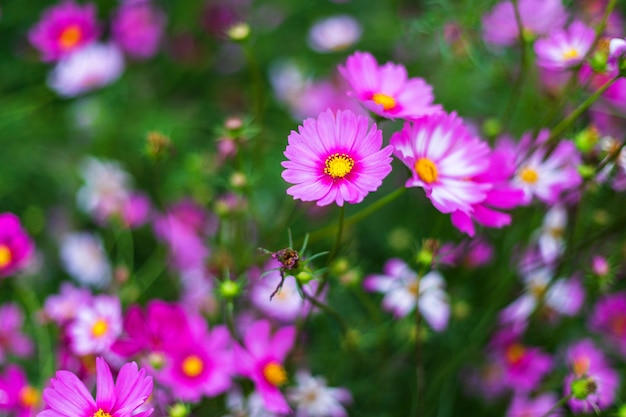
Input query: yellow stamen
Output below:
<box><xmin>263</xmin><ymin>361</ymin><xmax>287</xmax><ymax>387</ymax></box>
<box><xmin>0</xmin><ymin>245</ymin><xmax>12</xmax><ymax>268</ymax></box>
<box><xmin>562</xmin><ymin>48</ymin><xmax>580</xmax><ymax>60</ymax></box>
<box><xmin>407</xmin><ymin>280</ymin><xmax>419</xmax><ymax>296</ymax></box>
<box><xmin>59</xmin><ymin>24</ymin><xmax>83</xmax><ymax>50</ymax></box>
<box><xmin>91</xmin><ymin>319</ymin><xmax>108</xmax><ymax>338</ymax></box>
<box><xmin>372</xmin><ymin>93</ymin><xmax>396</xmax><ymax>111</ymax></box>
<box><xmin>93</xmin><ymin>409</ymin><xmax>112</xmax><ymax>417</ymax></box>
<box><xmin>324</xmin><ymin>153</ymin><xmax>355</xmax><ymax>179</ymax></box>
<box><xmin>519</xmin><ymin>166</ymin><xmax>539</xmax><ymax>184</ymax></box>
<box><xmin>181</xmin><ymin>355</ymin><xmax>204</xmax><ymax>377</ymax></box>
<box><xmin>414</xmin><ymin>158</ymin><xmax>438</xmax><ymax>184</ymax></box>
<box><xmin>573</xmin><ymin>356</ymin><xmax>590</xmax><ymax>376</ymax></box>
<box><xmin>19</xmin><ymin>386</ymin><xmax>39</xmax><ymax>408</ymax></box>
<box><xmin>505</xmin><ymin>343</ymin><xmax>526</xmax><ymax>364</ymax></box>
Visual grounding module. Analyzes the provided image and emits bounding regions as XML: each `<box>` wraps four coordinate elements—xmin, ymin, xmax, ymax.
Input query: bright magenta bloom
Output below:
<box><xmin>0</xmin><ymin>213</ymin><xmax>34</xmax><ymax>278</ymax></box>
<box><xmin>29</xmin><ymin>1</ymin><xmax>99</xmax><ymax>62</ymax></box>
<box><xmin>233</xmin><ymin>320</ymin><xmax>296</xmax><ymax>414</ymax></box>
<box><xmin>38</xmin><ymin>357</ymin><xmax>153</xmax><ymax>417</ymax></box>
<box><xmin>390</xmin><ymin>112</ymin><xmax>491</xmax><ymax>214</ymax></box>
<box><xmin>338</xmin><ymin>51</ymin><xmax>441</xmax><ymax>119</ymax></box>
<box><xmin>282</xmin><ymin>109</ymin><xmax>393</xmax><ymax>207</ymax></box>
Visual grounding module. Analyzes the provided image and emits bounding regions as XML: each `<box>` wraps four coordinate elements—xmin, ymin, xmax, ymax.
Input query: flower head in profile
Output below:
<box><xmin>534</xmin><ymin>21</ymin><xmax>595</xmax><ymax>70</ymax></box>
<box><xmin>0</xmin><ymin>213</ymin><xmax>34</xmax><ymax>279</ymax></box>
<box><xmin>233</xmin><ymin>320</ymin><xmax>296</xmax><ymax>414</ymax></box>
<box><xmin>390</xmin><ymin>112</ymin><xmax>492</xmax><ymax>215</ymax></box>
<box><xmin>282</xmin><ymin>109</ymin><xmax>393</xmax><ymax>207</ymax></box>
<box><xmin>29</xmin><ymin>1</ymin><xmax>99</xmax><ymax>61</ymax></box>
<box><xmin>38</xmin><ymin>357</ymin><xmax>153</xmax><ymax>417</ymax></box>
<box><xmin>338</xmin><ymin>51</ymin><xmax>441</xmax><ymax>119</ymax></box>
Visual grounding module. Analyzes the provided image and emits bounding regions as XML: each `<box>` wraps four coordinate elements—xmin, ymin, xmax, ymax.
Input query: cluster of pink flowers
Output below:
<box><xmin>29</xmin><ymin>0</ymin><xmax>166</xmax><ymax>97</ymax></box>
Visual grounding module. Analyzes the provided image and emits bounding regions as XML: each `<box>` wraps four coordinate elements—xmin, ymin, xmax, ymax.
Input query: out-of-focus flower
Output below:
<box><xmin>233</xmin><ymin>320</ymin><xmax>296</xmax><ymax>414</ymax></box>
<box><xmin>68</xmin><ymin>295</ymin><xmax>122</xmax><ymax>355</ymax></box>
<box><xmin>482</xmin><ymin>0</ymin><xmax>567</xmax><ymax>46</ymax></box>
<box><xmin>566</xmin><ymin>339</ymin><xmax>610</xmax><ymax>378</ymax></box>
<box><xmin>40</xmin><ymin>357</ymin><xmax>153</xmax><ymax>417</ymax></box>
<box><xmin>29</xmin><ymin>1</ymin><xmax>99</xmax><ymax>61</ymax></box>
<box><xmin>281</xmin><ymin>109</ymin><xmax>393</xmax><ymax>207</ymax></box>
<box><xmin>591</xmin><ymin>255</ymin><xmax>610</xmax><ymax>276</ymax></box>
<box><xmin>307</xmin><ymin>15</ymin><xmax>361</xmax><ymax>53</ymax></box>
<box><xmin>438</xmin><ymin>238</ymin><xmax>494</xmax><ymax>268</ymax></box>
<box><xmin>287</xmin><ymin>370</ymin><xmax>352</xmax><ymax>417</ymax></box>
<box><xmin>77</xmin><ymin>157</ymin><xmax>131</xmax><ymax>223</ymax></box>
<box><xmin>43</xmin><ymin>283</ymin><xmax>92</xmax><ymax>325</ymax></box>
<box><xmin>536</xmin><ymin>204</ymin><xmax>567</xmax><ymax>264</ymax></box>
<box><xmin>60</xmin><ymin>232</ymin><xmax>111</xmax><ymax>288</ymax></box>
<box><xmin>506</xmin><ymin>392</ymin><xmax>559</xmax><ymax>417</ymax></box>
<box><xmin>564</xmin><ymin>367</ymin><xmax>619</xmax><ymax>413</ymax></box>
<box><xmin>0</xmin><ymin>364</ymin><xmax>41</xmax><ymax>417</ymax></box>
<box><xmin>534</xmin><ymin>21</ymin><xmax>595</xmax><ymax>70</ymax></box>
<box><xmin>364</xmin><ymin>259</ymin><xmax>450</xmax><ymax>331</ymax></box>
<box><xmin>0</xmin><ymin>213</ymin><xmax>34</xmax><ymax>278</ymax></box>
<box><xmin>112</xmin><ymin>0</ymin><xmax>167</xmax><ymax>59</ymax></box>
<box><xmin>0</xmin><ymin>303</ymin><xmax>33</xmax><ymax>363</ymax></box>
<box><xmin>338</xmin><ymin>51</ymin><xmax>441</xmax><ymax>119</ymax></box>
<box><xmin>121</xmin><ymin>192</ymin><xmax>152</xmax><ymax>228</ymax></box>
<box><xmin>589</xmin><ymin>292</ymin><xmax>626</xmax><ymax>356</ymax></box>
<box><xmin>154</xmin><ymin>214</ymin><xmax>209</xmax><ymax>274</ymax></box>
<box><xmin>224</xmin><ymin>389</ymin><xmax>279</xmax><ymax>417</ymax></box>
<box><xmin>391</xmin><ymin>112</ymin><xmax>491</xmax><ymax>215</ymax></box>
<box><xmin>48</xmin><ymin>43</ymin><xmax>125</xmax><ymax>97</ymax></box>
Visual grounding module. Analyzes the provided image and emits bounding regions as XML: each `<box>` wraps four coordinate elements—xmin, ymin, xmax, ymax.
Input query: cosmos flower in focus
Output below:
<box><xmin>282</xmin><ymin>109</ymin><xmax>393</xmax><ymax>207</ymax></box>
<box><xmin>338</xmin><ymin>51</ymin><xmax>441</xmax><ymax>119</ymax></box>
<box><xmin>29</xmin><ymin>1</ymin><xmax>99</xmax><ymax>61</ymax></box>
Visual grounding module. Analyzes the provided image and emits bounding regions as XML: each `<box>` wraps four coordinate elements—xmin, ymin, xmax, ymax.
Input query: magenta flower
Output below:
<box><xmin>566</xmin><ymin>339</ymin><xmax>610</xmax><ymax>378</ymax></box>
<box><xmin>233</xmin><ymin>320</ymin><xmax>296</xmax><ymax>414</ymax></box>
<box><xmin>589</xmin><ymin>292</ymin><xmax>626</xmax><ymax>356</ymax></box>
<box><xmin>0</xmin><ymin>213</ymin><xmax>34</xmax><ymax>278</ymax></box>
<box><xmin>0</xmin><ymin>303</ymin><xmax>34</xmax><ymax>363</ymax></box>
<box><xmin>0</xmin><ymin>364</ymin><xmax>40</xmax><ymax>417</ymax></box>
<box><xmin>564</xmin><ymin>367</ymin><xmax>619</xmax><ymax>414</ymax></box>
<box><xmin>506</xmin><ymin>392</ymin><xmax>559</xmax><ymax>417</ymax></box>
<box><xmin>482</xmin><ymin>0</ymin><xmax>567</xmax><ymax>46</ymax></box>
<box><xmin>534</xmin><ymin>21</ymin><xmax>595</xmax><ymax>70</ymax></box>
<box><xmin>112</xmin><ymin>0</ymin><xmax>166</xmax><ymax>60</ymax></box>
<box><xmin>390</xmin><ymin>112</ymin><xmax>492</xmax><ymax>215</ymax></box>
<box><xmin>281</xmin><ymin>109</ymin><xmax>393</xmax><ymax>207</ymax></box>
<box><xmin>338</xmin><ymin>51</ymin><xmax>441</xmax><ymax>119</ymax></box>
<box><xmin>38</xmin><ymin>357</ymin><xmax>153</xmax><ymax>417</ymax></box>
<box><xmin>29</xmin><ymin>1</ymin><xmax>99</xmax><ymax>62</ymax></box>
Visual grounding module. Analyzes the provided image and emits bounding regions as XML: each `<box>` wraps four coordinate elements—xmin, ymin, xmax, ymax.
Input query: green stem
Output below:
<box><xmin>540</xmin><ymin>394</ymin><xmax>573</xmax><ymax>417</ymax></box>
<box><xmin>300</xmin><ymin>285</ymin><xmax>349</xmax><ymax>335</ymax></box>
<box><xmin>224</xmin><ymin>301</ymin><xmax>243</xmax><ymax>345</ymax></box>
<box><xmin>415</xmin><ymin>277</ymin><xmax>424</xmax><ymax>417</ymax></box>
<box><xmin>13</xmin><ymin>281</ymin><xmax>55</xmax><ymax>388</ymax></box>
<box><xmin>327</xmin><ymin>206</ymin><xmax>345</xmax><ymax>267</ymax></box>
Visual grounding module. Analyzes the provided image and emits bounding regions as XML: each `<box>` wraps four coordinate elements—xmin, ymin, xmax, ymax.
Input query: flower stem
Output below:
<box><xmin>540</xmin><ymin>394</ymin><xmax>573</xmax><ymax>417</ymax></box>
<box><xmin>328</xmin><ymin>206</ymin><xmax>345</xmax><ymax>267</ymax></box>
<box><xmin>415</xmin><ymin>287</ymin><xmax>424</xmax><ymax>417</ymax></box>
<box><xmin>501</xmin><ymin>0</ymin><xmax>528</xmax><ymax>130</ymax></box>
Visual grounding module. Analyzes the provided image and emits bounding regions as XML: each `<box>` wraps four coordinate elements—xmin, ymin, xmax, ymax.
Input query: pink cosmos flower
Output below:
<box><xmin>482</xmin><ymin>0</ymin><xmax>567</xmax><ymax>46</ymax></box>
<box><xmin>0</xmin><ymin>303</ymin><xmax>34</xmax><ymax>363</ymax></box>
<box><xmin>0</xmin><ymin>213</ymin><xmax>34</xmax><ymax>278</ymax></box>
<box><xmin>566</xmin><ymin>339</ymin><xmax>610</xmax><ymax>378</ymax></box>
<box><xmin>390</xmin><ymin>112</ymin><xmax>492</xmax><ymax>215</ymax></box>
<box><xmin>43</xmin><ymin>283</ymin><xmax>92</xmax><ymax>325</ymax></box>
<box><xmin>506</xmin><ymin>392</ymin><xmax>560</xmax><ymax>417</ymax></box>
<box><xmin>338</xmin><ymin>51</ymin><xmax>441</xmax><ymax>119</ymax></box>
<box><xmin>589</xmin><ymin>292</ymin><xmax>626</xmax><ymax>356</ymax></box>
<box><xmin>364</xmin><ymin>259</ymin><xmax>450</xmax><ymax>331</ymax></box>
<box><xmin>29</xmin><ymin>1</ymin><xmax>99</xmax><ymax>61</ymax></box>
<box><xmin>0</xmin><ymin>364</ymin><xmax>41</xmax><ymax>417</ymax></box>
<box><xmin>281</xmin><ymin>109</ymin><xmax>393</xmax><ymax>207</ymax></box>
<box><xmin>121</xmin><ymin>192</ymin><xmax>152</xmax><ymax>228</ymax></box>
<box><xmin>68</xmin><ymin>295</ymin><xmax>122</xmax><ymax>356</ymax></box>
<box><xmin>233</xmin><ymin>320</ymin><xmax>296</xmax><ymax>414</ymax></box>
<box><xmin>564</xmin><ymin>367</ymin><xmax>619</xmax><ymax>414</ymax></box>
<box><xmin>38</xmin><ymin>357</ymin><xmax>153</xmax><ymax>417</ymax></box>
<box><xmin>112</xmin><ymin>0</ymin><xmax>167</xmax><ymax>60</ymax></box>
<box><xmin>534</xmin><ymin>21</ymin><xmax>595</xmax><ymax>70</ymax></box>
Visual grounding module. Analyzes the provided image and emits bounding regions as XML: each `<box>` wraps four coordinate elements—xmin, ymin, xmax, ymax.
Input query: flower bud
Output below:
<box><xmin>219</xmin><ymin>280</ymin><xmax>241</xmax><ymax>299</ymax></box>
<box><xmin>169</xmin><ymin>403</ymin><xmax>189</xmax><ymax>417</ymax></box>
<box><xmin>296</xmin><ymin>270</ymin><xmax>314</xmax><ymax>283</ymax></box>
<box><xmin>571</xmin><ymin>376</ymin><xmax>598</xmax><ymax>400</ymax></box>
<box><xmin>227</xmin><ymin>22</ymin><xmax>250</xmax><ymax>42</ymax></box>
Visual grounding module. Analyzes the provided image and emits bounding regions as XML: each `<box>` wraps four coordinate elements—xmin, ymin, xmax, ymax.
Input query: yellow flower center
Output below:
<box><xmin>181</xmin><ymin>355</ymin><xmax>204</xmax><ymax>377</ymax></box>
<box><xmin>505</xmin><ymin>343</ymin><xmax>526</xmax><ymax>364</ymax></box>
<box><xmin>414</xmin><ymin>158</ymin><xmax>438</xmax><ymax>184</ymax></box>
<box><xmin>263</xmin><ymin>361</ymin><xmax>287</xmax><ymax>387</ymax></box>
<box><xmin>562</xmin><ymin>48</ymin><xmax>580</xmax><ymax>60</ymax></box>
<box><xmin>93</xmin><ymin>409</ymin><xmax>112</xmax><ymax>417</ymax></box>
<box><xmin>59</xmin><ymin>24</ymin><xmax>83</xmax><ymax>50</ymax></box>
<box><xmin>573</xmin><ymin>356</ymin><xmax>590</xmax><ymax>377</ymax></box>
<box><xmin>324</xmin><ymin>153</ymin><xmax>355</xmax><ymax>179</ymax></box>
<box><xmin>372</xmin><ymin>93</ymin><xmax>396</xmax><ymax>111</ymax></box>
<box><xmin>0</xmin><ymin>245</ymin><xmax>12</xmax><ymax>268</ymax></box>
<box><xmin>91</xmin><ymin>319</ymin><xmax>109</xmax><ymax>338</ymax></box>
<box><xmin>519</xmin><ymin>166</ymin><xmax>539</xmax><ymax>184</ymax></box>
<box><xmin>407</xmin><ymin>280</ymin><xmax>419</xmax><ymax>296</ymax></box>
<box><xmin>19</xmin><ymin>386</ymin><xmax>39</xmax><ymax>408</ymax></box>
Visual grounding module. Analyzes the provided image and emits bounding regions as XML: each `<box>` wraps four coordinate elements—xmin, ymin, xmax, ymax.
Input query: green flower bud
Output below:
<box><xmin>296</xmin><ymin>270</ymin><xmax>314</xmax><ymax>283</ymax></box>
<box><xmin>219</xmin><ymin>280</ymin><xmax>241</xmax><ymax>299</ymax></box>
<box><xmin>482</xmin><ymin>118</ymin><xmax>502</xmax><ymax>139</ymax></box>
<box><xmin>571</xmin><ymin>376</ymin><xmax>597</xmax><ymax>400</ymax></box>
<box><xmin>577</xmin><ymin>164</ymin><xmax>595</xmax><ymax>179</ymax></box>
<box><xmin>227</xmin><ymin>23</ymin><xmax>250</xmax><ymax>42</ymax></box>
<box><xmin>169</xmin><ymin>403</ymin><xmax>189</xmax><ymax>417</ymax></box>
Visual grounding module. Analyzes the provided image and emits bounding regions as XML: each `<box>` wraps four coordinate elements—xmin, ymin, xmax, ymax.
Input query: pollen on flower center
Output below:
<box><xmin>59</xmin><ymin>24</ymin><xmax>83</xmax><ymax>50</ymax></box>
<box><xmin>182</xmin><ymin>355</ymin><xmax>204</xmax><ymax>377</ymax></box>
<box><xmin>0</xmin><ymin>245</ymin><xmax>12</xmax><ymax>268</ymax></box>
<box><xmin>263</xmin><ymin>361</ymin><xmax>288</xmax><ymax>387</ymax></box>
<box><xmin>415</xmin><ymin>158</ymin><xmax>438</xmax><ymax>184</ymax></box>
<box><xmin>324</xmin><ymin>153</ymin><xmax>355</xmax><ymax>179</ymax></box>
<box><xmin>505</xmin><ymin>343</ymin><xmax>526</xmax><ymax>364</ymax></box>
<box><xmin>372</xmin><ymin>93</ymin><xmax>396</xmax><ymax>111</ymax></box>
<box><xmin>562</xmin><ymin>48</ymin><xmax>580</xmax><ymax>60</ymax></box>
<box><xmin>91</xmin><ymin>319</ymin><xmax>109</xmax><ymax>338</ymax></box>
<box><xmin>519</xmin><ymin>166</ymin><xmax>539</xmax><ymax>184</ymax></box>
<box><xmin>18</xmin><ymin>386</ymin><xmax>39</xmax><ymax>408</ymax></box>
<box><xmin>93</xmin><ymin>409</ymin><xmax>112</xmax><ymax>417</ymax></box>
<box><xmin>407</xmin><ymin>280</ymin><xmax>419</xmax><ymax>296</ymax></box>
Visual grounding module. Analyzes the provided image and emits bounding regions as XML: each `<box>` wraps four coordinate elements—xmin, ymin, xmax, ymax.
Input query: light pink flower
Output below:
<box><xmin>43</xmin><ymin>283</ymin><xmax>92</xmax><ymax>325</ymax></box>
<box><xmin>534</xmin><ymin>21</ymin><xmax>595</xmax><ymax>70</ymax></box>
<box><xmin>391</xmin><ymin>112</ymin><xmax>492</xmax><ymax>215</ymax></box>
<box><xmin>338</xmin><ymin>51</ymin><xmax>441</xmax><ymax>120</ymax></box>
<box><xmin>307</xmin><ymin>15</ymin><xmax>361</xmax><ymax>53</ymax></box>
<box><xmin>0</xmin><ymin>303</ymin><xmax>34</xmax><ymax>363</ymax></box>
<box><xmin>68</xmin><ymin>295</ymin><xmax>122</xmax><ymax>355</ymax></box>
<box><xmin>506</xmin><ymin>392</ymin><xmax>560</xmax><ymax>417</ymax></box>
<box><xmin>287</xmin><ymin>371</ymin><xmax>352</xmax><ymax>417</ymax></box>
<box><xmin>281</xmin><ymin>109</ymin><xmax>393</xmax><ymax>207</ymax></box>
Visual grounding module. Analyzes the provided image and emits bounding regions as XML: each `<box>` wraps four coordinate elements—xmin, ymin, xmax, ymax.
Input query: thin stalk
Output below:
<box><xmin>540</xmin><ymin>394</ymin><xmax>573</xmax><ymax>417</ymax></box>
<box><xmin>415</xmin><ymin>279</ymin><xmax>424</xmax><ymax>417</ymax></box>
<box><xmin>327</xmin><ymin>206</ymin><xmax>345</xmax><ymax>267</ymax></box>
<box><xmin>501</xmin><ymin>0</ymin><xmax>528</xmax><ymax>129</ymax></box>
